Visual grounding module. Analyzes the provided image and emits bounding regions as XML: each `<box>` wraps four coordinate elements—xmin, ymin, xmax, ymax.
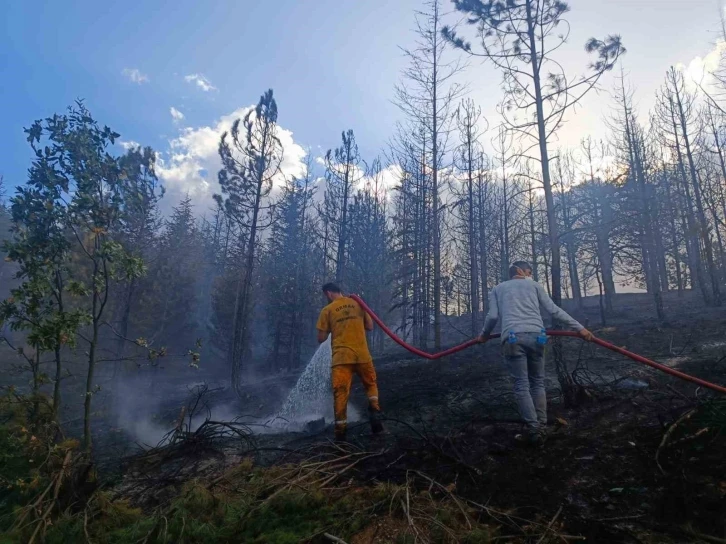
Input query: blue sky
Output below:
<box><xmin>1</xmin><ymin>0</ymin><xmax>723</xmax><ymax>210</ymax></box>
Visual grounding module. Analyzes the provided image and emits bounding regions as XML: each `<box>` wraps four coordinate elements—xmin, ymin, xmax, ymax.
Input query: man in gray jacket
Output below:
<box><xmin>478</xmin><ymin>261</ymin><xmax>593</xmax><ymax>444</ymax></box>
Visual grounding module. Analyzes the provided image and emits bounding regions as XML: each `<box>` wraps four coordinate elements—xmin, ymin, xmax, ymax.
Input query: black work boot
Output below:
<box><xmin>334</xmin><ymin>424</ymin><xmax>347</xmax><ymax>443</ymax></box>
<box><xmin>515</xmin><ymin>430</ymin><xmax>545</xmax><ymax>447</ymax></box>
<box><xmin>528</xmin><ymin>429</ymin><xmax>545</xmax><ymax>447</ymax></box>
<box><xmin>369</xmin><ymin>407</ymin><xmax>384</xmax><ymax>435</ymax></box>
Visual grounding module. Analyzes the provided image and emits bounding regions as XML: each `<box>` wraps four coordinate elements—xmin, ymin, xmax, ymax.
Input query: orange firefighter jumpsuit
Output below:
<box><xmin>316</xmin><ymin>297</ymin><xmax>381</xmax><ymax>437</ymax></box>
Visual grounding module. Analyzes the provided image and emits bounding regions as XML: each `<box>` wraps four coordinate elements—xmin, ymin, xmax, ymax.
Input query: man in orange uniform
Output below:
<box><xmin>316</xmin><ymin>283</ymin><xmax>384</xmax><ymax>441</ymax></box>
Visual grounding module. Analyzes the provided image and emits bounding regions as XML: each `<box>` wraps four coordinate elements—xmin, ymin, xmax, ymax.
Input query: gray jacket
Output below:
<box><xmin>481</xmin><ymin>279</ymin><xmax>583</xmax><ymax>343</ymax></box>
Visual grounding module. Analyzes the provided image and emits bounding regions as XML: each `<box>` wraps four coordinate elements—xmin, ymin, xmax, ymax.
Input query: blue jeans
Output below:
<box><xmin>502</xmin><ymin>332</ymin><xmax>547</xmax><ymax>432</ymax></box>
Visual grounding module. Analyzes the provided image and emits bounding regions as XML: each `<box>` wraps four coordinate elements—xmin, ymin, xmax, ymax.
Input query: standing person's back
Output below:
<box><xmin>316</xmin><ymin>283</ymin><xmax>384</xmax><ymax>441</ymax></box>
<box><xmin>478</xmin><ymin>262</ymin><xmax>593</xmax><ymax>445</ymax></box>
<box><xmin>317</xmin><ymin>296</ymin><xmax>372</xmax><ymax>366</ymax></box>
<box><xmin>483</xmin><ymin>278</ymin><xmax>583</xmax><ymax>341</ymax></box>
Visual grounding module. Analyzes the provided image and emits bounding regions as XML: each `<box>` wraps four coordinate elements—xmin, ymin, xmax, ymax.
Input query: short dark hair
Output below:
<box><xmin>322</xmin><ymin>282</ymin><xmax>342</xmax><ymax>294</ymax></box>
<box><xmin>509</xmin><ymin>261</ymin><xmax>533</xmax><ymax>278</ymax></box>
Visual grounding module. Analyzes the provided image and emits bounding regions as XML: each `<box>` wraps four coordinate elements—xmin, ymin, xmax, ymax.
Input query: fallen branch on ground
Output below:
<box><xmin>656</xmin><ymin>408</ymin><xmax>696</xmax><ymax>474</ymax></box>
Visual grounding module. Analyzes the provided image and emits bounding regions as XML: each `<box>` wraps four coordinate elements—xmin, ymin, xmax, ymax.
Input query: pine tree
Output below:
<box><xmin>149</xmin><ymin>195</ymin><xmax>201</xmax><ymax>345</ymax></box>
<box><xmin>113</xmin><ymin>146</ymin><xmax>164</xmax><ymax>360</ymax></box>
<box><xmin>215</xmin><ymin>89</ymin><xmax>283</xmax><ymax>393</ymax></box>
<box><xmin>264</xmin><ymin>162</ymin><xmax>318</xmax><ymax>372</ymax></box>
<box><xmin>348</xmin><ymin>159</ymin><xmax>391</xmax><ymax>353</ymax></box>
<box><xmin>323</xmin><ymin>130</ymin><xmax>365</xmax><ymax>286</ymax></box>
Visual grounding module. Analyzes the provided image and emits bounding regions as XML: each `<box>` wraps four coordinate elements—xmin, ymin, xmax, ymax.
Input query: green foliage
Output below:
<box><xmin>15</xmin><ymin>100</ymin><xmax>152</xmax><ymax>301</ymax></box>
<box><xmin>35</xmin><ymin>479</ymin><xmax>368</xmax><ymax>544</ymax></box>
<box><xmin>1</xmin><ymin>101</ymin><xmax>153</xmax><ymax>357</ymax></box>
<box><xmin>0</xmin><ymin>393</ymin><xmax>72</xmax><ymax>534</ymax></box>
<box><xmin>0</xmin><ymin>436</ymin><xmax>502</xmax><ymax>544</ymax></box>
<box><xmin>1</xmin><ymin>100</ymin><xmax>164</xmax><ymax>451</ymax></box>
<box><xmin>102</xmin><ymin>240</ymin><xmax>146</xmax><ymax>281</ymax></box>
<box><xmin>0</xmin><ymin>112</ymin><xmax>85</xmax><ymax>396</ymax></box>
<box><xmin>117</xmin><ymin>145</ymin><xmax>165</xmax><ymax>249</ymax></box>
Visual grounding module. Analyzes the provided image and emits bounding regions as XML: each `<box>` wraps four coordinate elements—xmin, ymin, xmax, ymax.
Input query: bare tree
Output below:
<box><xmin>476</xmin><ymin>153</ymin><xmax>493</xmax><ymax>307</ymax></box>
<box><xmin>554</xmin><ymin>151</ymin><xmax>583</xmax><ymax>309</ymax></box>
<box><xmin>608</xmin><ymin>74</ymin><xmax>665</xmax><ymax>318</ymax></box>
<box><xmin>492</xmin><ymin>126</ymin><xmax>517</xmax><ymax>282</ymax></box>
<box><xmin>444</xmin><ymin>0</ymin><xmax>625</xmax><ymax>304</ymax></box>
<box><xmin>389</xmin><ymin>127</ymin><xmax>434</xmax><ymax>347</ymax></box>
<box><xmin>580</xmin><ymin>137</ymin><xmax>617</xmax><ymax>311</ymax></box>
<box><xmin>451</xmin><ymin>99</ymin><xmax>488</xmax><ymax>333</ymax></box>
<box><xmin>395</xmin><ymin>0</ymin><xmax>466</xmax><ymax>348</ymax></box>
<box><xmin>657</xmin><ymin>68</ymin><xmax>721</xmax><ymax>305</ymax></box>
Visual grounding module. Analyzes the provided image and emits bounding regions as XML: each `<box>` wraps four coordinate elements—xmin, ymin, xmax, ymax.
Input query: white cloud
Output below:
<box><xmin>355</xmin><ymin>164</ymin><xmax>401</xmax><ymax>194</ymax></box>
<box><xmin>317</xmin><ymin>162</ymin><xmax>401</xmax><ymax>203</ymax></box>
<box><xmin>122</xmin><ymin>68</ymin><xmax>149</xmax><ymax>84</ymax></box>
<box><xmin>119</xmin><ymin>140</ymin><xmax>141</xmax><ymax>150</ymax></box>
<box><xmin>315</xmin><ymin>141</ymin><xmax>400</xmax><ymax>195</ymax></box>
<box><xmin>184</xmin><ymin>74</ymin><xmax>217</xmax><ymax>92</ymax></box>
<box><xmin>156</xmin><ymin>106</ymin><xmax>307</xmax><ymax>207</ymax></box>
<box><xmin>678</xmin><ymin>40</ymin><xmax>726</xmax><ymax>92</ymax></box>
<box><xmin>377</xmin><ymin>164</ymin><xmax>403</xmax><ymax>191</ymax></box>
<box><xmin>170</xmin><ymin>107</ymin><xmax>185</xmax><ymax>122</ymax></box>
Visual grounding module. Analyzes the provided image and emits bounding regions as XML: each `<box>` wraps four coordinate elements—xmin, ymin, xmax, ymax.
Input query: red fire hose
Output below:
<box><xmin>349</xmin><ymin>294</ymin><xmax>726</xmax><ymax>395</ymax></box>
